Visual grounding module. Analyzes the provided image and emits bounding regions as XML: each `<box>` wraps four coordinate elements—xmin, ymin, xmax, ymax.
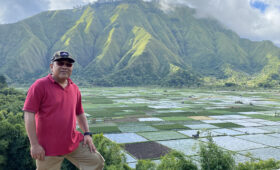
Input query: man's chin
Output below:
<box><xmin>58</xmin><ymin>74</ymin><xmax>69</xmax><ymax>79</ymax></box>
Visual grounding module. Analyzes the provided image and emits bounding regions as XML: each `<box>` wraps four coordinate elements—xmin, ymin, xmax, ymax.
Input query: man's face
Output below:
<box><xmin>50</xmin><ymin>60</ymin><xmax>73</xmax><ymax>80</ymax></box>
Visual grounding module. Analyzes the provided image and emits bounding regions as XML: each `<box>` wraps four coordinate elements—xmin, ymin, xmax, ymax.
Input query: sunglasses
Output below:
<box><xmin>55</xmin><ymin>61</ymin><xmax>73</xmax><ymax>67</ymax></box>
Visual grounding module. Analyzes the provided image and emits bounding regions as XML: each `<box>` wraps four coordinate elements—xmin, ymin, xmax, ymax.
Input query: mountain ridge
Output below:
<box><xmin>0</xmin><ymin>0</ymin><xmax>279</xmax><ymax>87</ymax></box>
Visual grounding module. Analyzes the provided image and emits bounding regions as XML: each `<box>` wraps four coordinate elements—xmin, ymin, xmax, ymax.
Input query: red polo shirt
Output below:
<box><xmin>23</xmin><ymin>74</ymin><xmax>84</xmax><ymax>156</ymax></box>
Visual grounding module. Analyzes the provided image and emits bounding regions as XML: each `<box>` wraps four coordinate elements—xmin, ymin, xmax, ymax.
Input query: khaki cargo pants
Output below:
<box><xmin>36</xmin><ymin>143</ymin><xmax>105</xmax><ymax>170</ymax></box>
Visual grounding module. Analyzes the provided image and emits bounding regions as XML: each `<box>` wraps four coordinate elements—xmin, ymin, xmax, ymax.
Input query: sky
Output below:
<box><xmin>0</xmin><ymin>0</ymin><xmax>279</xmax><ymax>46</ymax></box>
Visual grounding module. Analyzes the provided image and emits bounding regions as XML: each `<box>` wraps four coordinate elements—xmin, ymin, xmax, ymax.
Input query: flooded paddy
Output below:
<box><xmin>80</xmin><ymin>87</ymin><xmax>280</xmax><ymax>167</ymax></box>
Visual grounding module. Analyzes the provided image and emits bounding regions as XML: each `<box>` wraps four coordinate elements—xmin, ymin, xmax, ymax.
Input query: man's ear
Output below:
<box><xmin>49</xmin><ymin>63</ymin><xmax>53</xmax><ymax>73</ymax></box>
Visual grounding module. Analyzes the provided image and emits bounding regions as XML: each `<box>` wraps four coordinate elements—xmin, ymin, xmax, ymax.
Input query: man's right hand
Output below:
<box><xmin>31</xmin><ymin>144</ymin><xmax>45</xmax><ymax>161</ymax></box>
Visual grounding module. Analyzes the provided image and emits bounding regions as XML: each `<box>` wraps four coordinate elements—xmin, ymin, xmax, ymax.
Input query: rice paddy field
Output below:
<box><xmin>80</xmin><ymin>87</ymin><xmax>280</xmax><ymax>168</ymax></box>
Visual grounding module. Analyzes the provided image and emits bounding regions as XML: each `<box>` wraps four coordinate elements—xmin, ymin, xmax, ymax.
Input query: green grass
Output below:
<box><xmin>118</xmin><ymin>125</ymin><xmax>158</xmax><ymax>133</ymax></box>
<box><xmin>211</xmin><ymin>122</ymin><xmax>244</xmax><ymax>128</ymax></box>
<box><xmin>90</xmin><ymin>123</ymin><xmax>117</xmax><ymax>127</ymax></box>
<box><xmin>83</xmin><ymin>103</ymin><xmax>99</xmax><ymax>109</ymax></box>
<box><xmin>246</xmin><ymin>114</ymin><xmax>280</xmax><ymax>121</ymax></box>
<box><xmin>86</xmin><ymin>105</ymin><xmax>151</xmax><ymax>118</ymax></box>
<box><xmin>90</xmin><ymin>126</ymin><xmax>121</xmax><ymax>134</ymax></box>
<box><xmin>194</xmin><ymin>106</ymin><xmax>270</xmax><ymax>116</ymax></box>
<box><xmin>156</xmin><ymin>110</ymin><xmax>229</xmax><ymax>117</ymax></box>
<box><xmin>161</xmin><ymin>117</ymin><xmax>194</xmax><ymax>121</ymax></box>
<box><xmin>152</xmin><ymin>124</ymin><xmax>191</xmax><ymax>130</ymax></box>
<box><xmin>156</xmin><ymin>112</ymin><xmax>195</xmax><ymax>117</ymax></box>
<box><xmin>83</xmin><ymin>96</ymin><xmax>114</xmax><ymax>104</ymax></box>
<box><xmin>114</xmin><ymin>111</ymin><xmax>143</xmax><ymax>116</ymax></box>
<box><xmin>138</xmin><ymin>131</ymin><xmax>188</xmax><ymax>141</ymax></box>
<box><xmin>219</xmin><ymin>106</ymin><xmax>269</xmax><ymax>112</ymax></box>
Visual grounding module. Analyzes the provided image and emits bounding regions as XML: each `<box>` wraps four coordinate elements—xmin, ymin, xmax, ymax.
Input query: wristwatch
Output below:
<box><xmin>84</xmin><ymin>132</ymin><xmax>93</xmax><ymax>137</ymax></box>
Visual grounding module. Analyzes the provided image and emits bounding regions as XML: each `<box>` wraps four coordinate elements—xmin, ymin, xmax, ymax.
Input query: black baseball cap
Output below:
<box><xmin>51</xmin><ymin>51</ymin><xmax>75</xmax><ymax>63</ymax></box>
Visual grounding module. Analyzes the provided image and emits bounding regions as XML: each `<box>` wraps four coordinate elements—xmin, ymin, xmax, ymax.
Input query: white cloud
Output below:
<box><xmin>0</xmin><ymin>7</ymin><xmax>6</xmax><ymax>23</ymax></box>
<box><xmin>0</xmin><ymin>0</ymin><xmax>97</xmax><ymax>23</ymax></box>
<box><xmin>48</xmin><ymin>0</ymin><xmax>97</xmax><ymax>10</ymax></box>
<box><xmin>0</xmin><ymin>0</ymin><xmax>49</xmax><ymax>24</ymax></box>
<box><xmin>158</xmin><ymin>0</ymin><xmax>280</xmax><ymax>46</ymax></box>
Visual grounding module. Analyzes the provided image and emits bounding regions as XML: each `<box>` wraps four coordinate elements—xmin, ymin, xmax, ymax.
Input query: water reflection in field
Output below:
<box><xmin>80</xmin><ymin>87</ymin><xmax>280</xmax><ymax>165</ymax></box>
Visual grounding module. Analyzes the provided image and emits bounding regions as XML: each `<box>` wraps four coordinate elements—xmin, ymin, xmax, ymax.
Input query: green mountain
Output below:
<box><xmin>0</xmin><ymin>0</ymin><xmax>279</xmax><ymax>87</ymax></box>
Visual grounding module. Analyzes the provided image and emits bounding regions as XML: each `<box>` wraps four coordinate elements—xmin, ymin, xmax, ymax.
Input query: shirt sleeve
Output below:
<box><xmin>76</xmin><ymin>89</ymin><xmax>84</xmax><ymax>115</ymax></box>
<box><xmin>22</xmin><ymin>81</ymin><xmax>44</xmax><ymax>113</ymax></box>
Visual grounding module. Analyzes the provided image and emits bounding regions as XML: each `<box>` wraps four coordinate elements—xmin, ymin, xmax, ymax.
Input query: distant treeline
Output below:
<box><xmin>0</xmin><ymin>75</ymin><xmax>7</xmax><ymax>89</ymax></box>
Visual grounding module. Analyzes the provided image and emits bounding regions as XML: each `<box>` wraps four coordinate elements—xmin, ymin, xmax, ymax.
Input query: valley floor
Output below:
<box><xmin>78</xmin><ymin>87</ymin><xmax>280</xmax><ymax>168</ymax></box>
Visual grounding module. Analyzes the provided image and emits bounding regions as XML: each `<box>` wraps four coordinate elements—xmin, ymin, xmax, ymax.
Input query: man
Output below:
<box><xmin>23</xmin><ymin>51</ymin><xmax>104</xmax><ymax>170</ymax></box>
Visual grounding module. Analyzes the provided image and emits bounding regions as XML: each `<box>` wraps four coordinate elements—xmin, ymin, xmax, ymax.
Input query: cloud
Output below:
<box><xmin>157</xmin><ymin>0</ymin><xmax>280</xmax><ymax>46</ymax></box>
<box><xmin>0</xmin><ymin>0</ymin><xmax>97</xmax><ymax>24</ymax></box>
<box><xmin>251</xmin><ymin>0</ymin><xmax>280</xmax><ymax>6</ymax></box>
<box><xmin>0</xmin><ymin>0</ymin><xmax>279</xmax><ymax>47</ymax></box>
<box><xmin>0</xmin><ymin>0</ymin><xmax>49</xmax><ymax>24</ymax></box>
<box><xmin>48</xmin><ymin>0</ymin><xmax>97</xmax><ymax>10</ymax></box>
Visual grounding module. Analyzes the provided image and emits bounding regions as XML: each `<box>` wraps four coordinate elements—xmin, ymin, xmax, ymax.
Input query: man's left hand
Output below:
<box><xmin>83</xmin><ymin>135</ymin><xmax>97</xmax><ymax>153</ymax></box>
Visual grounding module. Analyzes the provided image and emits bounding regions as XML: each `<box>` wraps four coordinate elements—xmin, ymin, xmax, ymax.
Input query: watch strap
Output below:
<box><xmin>84</xmin><ymin>132</ymin><xmax>93</xmax><ymax>137</ymax></box>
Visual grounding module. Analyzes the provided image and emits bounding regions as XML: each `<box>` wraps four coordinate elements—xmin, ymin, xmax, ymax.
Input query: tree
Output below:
<box><xmin>236</xmin><ymin>158</ymin><xmax>280</xmax><ymax>170</ymax></box>
<box><xmin>0</xmin><ymin>112</ymin><xmax>35</xmax><ymax>170</ymax></box>
<box><xmin>157</xmin><ymin>151</ymin><xmax>197</xmax><ymax>170</ymax></box>
<box><xmin>93</xmin><ymin>134</ymin><xmax>131</xmax><ymax>170</ymax></box>
<box><xmin>225</xmin><ymin>82</ymin><xmax>236</xmax><ymax>87</ymax></box>
<box><xmin>199</xmin><ymin>136</ymin><xmax>235</xmax><ymax>170</ymax></box>
<box><xmin>0</xmin><ymin>75</ymin><xmax>7</xmax><ymax>89</ymax></box>
<box><xmin>0</xmin><ymin>87</ymin><xmax>35</xmax><ymax>170</ymax></box>
<box><xmin>136</xmin><ymin>160</ymin><xmax>156</xmax><ymax>170</ymax></box>
<box><xmin>161</xmin><ymin>70</ymin><xmax>202</xmax><ymax>87</ymax></box>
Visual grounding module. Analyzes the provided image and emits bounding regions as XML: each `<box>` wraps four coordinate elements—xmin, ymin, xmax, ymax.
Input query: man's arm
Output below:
<box><xmin>77</xmin><ymin>113</ymin><xmax>90</xmax><ymax>132</ymax></box>
<box><xmin>24</xmin><ymin>111</ymin><xmax>45</xmax><ymax>160</ymax></box>
<box><xmin>77</xmin><ymin>113</ymin><xmax>96</xmax><ymax>152</ymax></box>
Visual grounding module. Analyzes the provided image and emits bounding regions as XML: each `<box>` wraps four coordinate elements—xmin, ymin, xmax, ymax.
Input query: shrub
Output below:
<box><xmin>199</xmin><ymin>136</ymin><xmax>235</xmax><ymax>170</ymax></box>
<box><xmin>0</xmin><ymin>112</ymin><xmax>35</xmax><ymax>170</ymax></box>
<box><xmin>63</xmin><ymin>134</ymin><xmax>132</xmax><ymax>170</ymax></box>
<box><xmin>235</xmin><ymin>100</ymin><xmax>243</xmax><ymax>104</ymax></box>
<box><xmin>93</xmin><ymin>134</ymin><xmax>131</xmax><ymax>170</ymax></box>
<box><xmin>136</xmin><ymin>160</ymin><xmax>156</xmax><ymax>170</ymax></box>
<box><xmin>157</xmin><ymin>151</ymin><xmax>198</xmax><ymax>170</ymax></box>
<box><xmin>225</xmin><ymin>82</ymin><xmax>236</xmax><ymax>87</ymax></box>
<box><xmin>236</xmin><ymin>158</ymin><xmax>280</xmax><ymax>170</ymax></box>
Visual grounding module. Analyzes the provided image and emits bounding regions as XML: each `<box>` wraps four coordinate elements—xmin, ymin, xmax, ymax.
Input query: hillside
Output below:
<box><xmin>0</xmin><ymin>0</ymin><xmax>279</xmax><ymax>87</ymax></box>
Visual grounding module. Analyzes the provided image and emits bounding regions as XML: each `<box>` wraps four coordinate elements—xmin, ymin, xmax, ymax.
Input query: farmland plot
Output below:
<box><xmin>80</xmin><ymin>87</ymin><xmax>280</xmax><ymax>166</ymax></box>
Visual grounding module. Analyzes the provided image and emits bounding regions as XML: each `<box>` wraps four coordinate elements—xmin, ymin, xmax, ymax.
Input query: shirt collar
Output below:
<box><xmin>47</xmin><ymin>74</ymin><xmax>73</xmax><ymax>84</ymax></box>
